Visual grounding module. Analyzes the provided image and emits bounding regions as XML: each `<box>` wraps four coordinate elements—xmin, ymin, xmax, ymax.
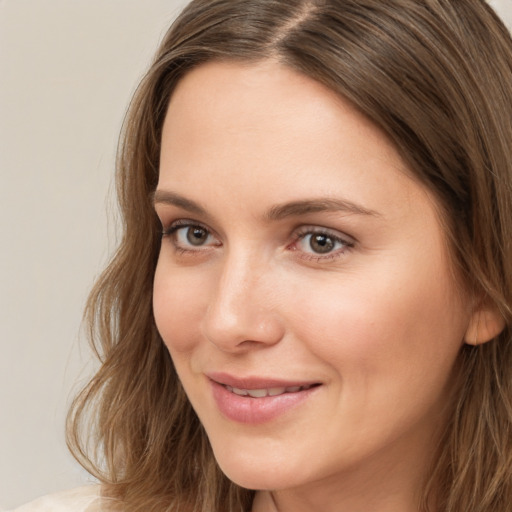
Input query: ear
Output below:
<box><xmin>464</xmin><ymin>298</ymin><xmax>506</xmax><ymax>346</ymax></box>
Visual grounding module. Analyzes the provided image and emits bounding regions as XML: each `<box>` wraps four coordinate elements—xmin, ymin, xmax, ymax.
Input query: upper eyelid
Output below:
<box><xmin>163</xmin><ymin>218</ymin><xmax>215</xmax><ymax>235</ymax></box>
<box><xmin>153</xmin><ymin>202</ymin><xmax>216</xmax><ymax>232</ymax></box>
<box><xmin>296</xmin><ymin>232</ymin><xmax>351</xmax><ymax>246</ymax></box>
<box><xmin>293</xmin><ymin>225</ymin><xmax>356</xmax><ymax>244</ymax></box>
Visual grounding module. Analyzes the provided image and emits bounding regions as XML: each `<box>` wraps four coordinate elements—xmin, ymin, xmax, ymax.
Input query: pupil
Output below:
<box><xmin>310</xmin><ymin>234</ymin><xmax>334</xmax><ymax>253</ymax></box>
<box><xmin>187</xmin><ymin>227</ymin><xmax>207</xmax><ymax>245</ymax></box>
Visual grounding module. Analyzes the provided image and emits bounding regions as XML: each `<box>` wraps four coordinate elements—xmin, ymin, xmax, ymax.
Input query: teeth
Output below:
<box><xmin>268</xmin><ymin>387</ymin><xmax>286</xmax><ymax>396</ymax></box>
<box><xmin>224</xmin><ymin>384</ymin><xmax>315</xmax><ymax>397</ymax></box>
<box><xmin>247</xmin><ymin>388</ymin><xmax>268</xmax><ymax>398</ymax></box>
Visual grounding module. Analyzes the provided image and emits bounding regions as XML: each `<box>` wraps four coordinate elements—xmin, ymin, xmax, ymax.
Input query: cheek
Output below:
<box><xmin>286</xmin><ymin>258</ymin><xmax>467</xmax><ymax>388</ymax></box>
<box><xmin>153</xmin><ymin>261</ymin><xmax>208</xmax><ymax>354</ymax></box>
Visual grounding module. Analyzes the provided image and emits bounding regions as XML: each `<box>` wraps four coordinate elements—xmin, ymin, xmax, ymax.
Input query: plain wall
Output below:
<box><xmin>0</xmin><ymin>0</ymin><xmax>511</xmax><ymax>509</ymax></box>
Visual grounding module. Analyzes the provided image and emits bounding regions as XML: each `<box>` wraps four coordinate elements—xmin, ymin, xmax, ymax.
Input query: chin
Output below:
<box><xmin>209</xmin><ymin>441</ymin><xmax>309</xmax><ymax>491</ymax></box>
<box><xmin>218</xmin><ymin>463</ymin><xmax>294</xmax><ymax>491</ymax></box>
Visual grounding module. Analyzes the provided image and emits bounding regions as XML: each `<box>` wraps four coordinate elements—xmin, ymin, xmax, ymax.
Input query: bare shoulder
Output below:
<box><xmin>8</xmin><ymin>486</ymin><xmax>106</xmax><ymax>512</ymax></box>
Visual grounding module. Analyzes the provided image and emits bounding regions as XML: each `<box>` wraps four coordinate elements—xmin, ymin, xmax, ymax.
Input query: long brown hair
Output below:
<box><xmin>67</xmin><ymin>1</ymin><xmax>512</xmax><ymax>511</ymax></box>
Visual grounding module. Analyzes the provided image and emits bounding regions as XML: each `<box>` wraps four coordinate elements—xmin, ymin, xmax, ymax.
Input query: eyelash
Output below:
<box><xmin>161</xmin><ymin>220</ymin><xmax>355</xmax><ymax>262</ymax></box>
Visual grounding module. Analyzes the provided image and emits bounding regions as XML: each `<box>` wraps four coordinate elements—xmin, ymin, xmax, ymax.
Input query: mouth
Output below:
<box><xmin>207</xmin><ymin>372</ymin><xmax>322</xmax><ymax>423</ymax></box>
<box><xmin>223</xmin><ymin>383</ymin><xmax>319</xmax><ymax>398</ymax></box>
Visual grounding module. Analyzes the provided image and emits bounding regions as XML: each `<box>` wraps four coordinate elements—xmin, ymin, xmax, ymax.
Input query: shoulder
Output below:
<box><xmin>8</xmin><ymin>486</ymin><xmax>104</xmax><ymax>512</ymax></box>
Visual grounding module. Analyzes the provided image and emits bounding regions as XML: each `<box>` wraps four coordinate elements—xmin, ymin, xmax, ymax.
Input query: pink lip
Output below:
<box><xmin>207</xmin><ymin>372</ymin><xmax>321</xmax><ymax>424</ymax></box>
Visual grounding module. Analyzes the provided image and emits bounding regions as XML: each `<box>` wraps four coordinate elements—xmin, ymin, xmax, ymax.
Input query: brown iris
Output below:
<box><xmin>309</xmin><ymin>234</ymin><xmax>335</xmax><ymax>254</ymax></box>
<box><xmin>187</xmin><ymin>226</ymin><xmax>208</xmax><ymax>246</ymax></box>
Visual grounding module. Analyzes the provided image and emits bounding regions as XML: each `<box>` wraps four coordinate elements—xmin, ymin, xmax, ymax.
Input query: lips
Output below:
<box><xmin>224</xmin><ymin>383</ymin><xmax>317</xmax><ymax>398</ymax></box>
<box><xmin>207</xmin><ymin>372</ymin><xmax>321</xmax><ymax>424</ymax></box>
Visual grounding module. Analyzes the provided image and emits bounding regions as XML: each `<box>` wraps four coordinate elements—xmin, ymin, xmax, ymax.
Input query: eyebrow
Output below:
<box><xmin>153</xmin><ymin>190</ymin><xmax>207</xmax><ymax>216</ymax></box>
<box><xmin>265</xmin><ymin>198</ymin><xmax>380</xmax><ymax>220</ymax></box>
<box><xmin>152</xmin><ymin>190</ymin><xmax>380</xmax><ymax>220</ymax></box>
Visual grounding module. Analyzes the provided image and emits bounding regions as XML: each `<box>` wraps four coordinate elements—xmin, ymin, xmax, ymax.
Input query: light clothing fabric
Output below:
<box><xmin>8</xmin><ymin>486</ymin><xmax>104</xmax><ymax>512</ymax></box>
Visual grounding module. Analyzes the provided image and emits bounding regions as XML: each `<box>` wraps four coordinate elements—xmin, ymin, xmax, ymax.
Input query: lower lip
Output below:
<box><xmin>210</xmin><ymin>380</ymin><xmax>319</xmax><ymax>424</ymax></box>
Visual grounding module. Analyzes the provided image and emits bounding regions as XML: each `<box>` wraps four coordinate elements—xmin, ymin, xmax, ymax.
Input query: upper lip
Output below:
<box><xmin>206</xmin><ymin>372</ymin><xmax>320</xmax><ymax>390</ymax></box>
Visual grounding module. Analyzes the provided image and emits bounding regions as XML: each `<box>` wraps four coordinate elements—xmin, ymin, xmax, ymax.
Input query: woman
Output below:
<box><xmin>13</xmin><ymin>0</ymin><xmax>512</xmax><ymax>511</ymax></box>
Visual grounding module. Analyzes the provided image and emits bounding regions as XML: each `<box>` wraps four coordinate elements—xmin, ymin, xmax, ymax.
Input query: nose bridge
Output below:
<box><xmin>202</xmin><ymin>244</ymin><xmax>283</xmax><ymax>350</ymax></box>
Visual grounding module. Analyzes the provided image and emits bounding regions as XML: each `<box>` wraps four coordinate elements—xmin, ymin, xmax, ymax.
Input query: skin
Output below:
<box><xmin>153</xmin><ymin>60</ymin><xmax>477</xmax><ymax>512</ymax></box>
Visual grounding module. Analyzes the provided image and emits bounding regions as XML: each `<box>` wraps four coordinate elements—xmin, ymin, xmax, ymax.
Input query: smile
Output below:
<box><xmin>208</xmin><ymin>374</ymin><xmax>321</xmax><ymax>423</ymax></box>
<box><xmin>223</xmin><ymin>384</ymin><xmax>317</xmax><ymax>398</ymax></box>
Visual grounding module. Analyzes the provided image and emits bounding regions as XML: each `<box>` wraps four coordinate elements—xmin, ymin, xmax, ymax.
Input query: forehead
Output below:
<box><xmin>164</xmin><ymin>59</ymin><xmax>389</xmax><ymax>150</ymax></box>
<box><xmin>159</xmin><ymin>61</ymin><xmax>426</xmax><ymax>222</ymax></box>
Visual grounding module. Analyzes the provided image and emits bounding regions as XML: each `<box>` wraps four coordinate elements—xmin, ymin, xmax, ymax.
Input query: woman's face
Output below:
<box><xmin>153</xmin><ymin>60</ymin><xmax>473</xmax><ymax>499</ymax></box>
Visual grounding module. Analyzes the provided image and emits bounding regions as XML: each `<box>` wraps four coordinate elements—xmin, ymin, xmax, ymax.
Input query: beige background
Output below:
<box><xmin>0</xmin><ymin>0</ymin><xmax>511</xmax><ymax>509</ymax></box>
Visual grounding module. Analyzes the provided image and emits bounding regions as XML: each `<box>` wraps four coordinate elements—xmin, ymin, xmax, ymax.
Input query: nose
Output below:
<box><xmin>201</xmin><ymin>249</ymin><xmax>285</xmax><ymax>352</ymax></box>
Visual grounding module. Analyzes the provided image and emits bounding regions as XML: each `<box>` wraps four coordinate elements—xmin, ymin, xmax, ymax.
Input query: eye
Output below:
<box><xmin>177</xmin><ymin>225</ymin><xmax>210</xmax><ymax>246</ymax></box>
<box><xmin>163</xmin><ymin>221</ymin><xmax>220</xmax><ymax>251</ymax></box>
<box><xmin>302</xmin><ymin>233</ymin><xmax>338</xmax><ymax>254</ymax></box>
<box><xmin>292</xmin><ymin>227</ymin><xmax>354</xmax><ymax>260</ymax></box>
